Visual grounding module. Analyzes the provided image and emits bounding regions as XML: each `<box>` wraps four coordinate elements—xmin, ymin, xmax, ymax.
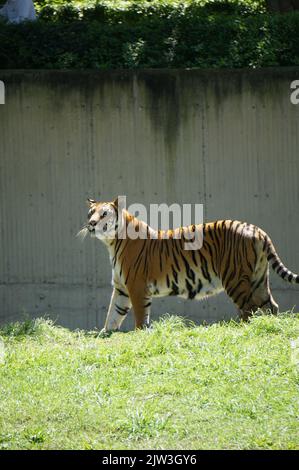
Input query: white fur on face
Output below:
<box><xmin>94</xmin><ymin>204</ymin><xmax>117</xmax><ymax>240</ymax></box>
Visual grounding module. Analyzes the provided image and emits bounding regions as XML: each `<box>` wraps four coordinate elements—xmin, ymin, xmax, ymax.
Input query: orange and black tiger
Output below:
<box><xmin>78</xmin><ymin>198</ymin><xmax>298</xmax><ymax>333</ymax></box>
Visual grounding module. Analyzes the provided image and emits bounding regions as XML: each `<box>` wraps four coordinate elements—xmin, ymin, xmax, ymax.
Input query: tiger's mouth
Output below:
<box><xmin>88</xmin><ymin>226</ymin><xmax>96</xmax><ymax>238</ymax></box>
<box><xmin>88</xmin><ymin>223</ymin><xmax>108</xmax><ymax>235</ymax></box>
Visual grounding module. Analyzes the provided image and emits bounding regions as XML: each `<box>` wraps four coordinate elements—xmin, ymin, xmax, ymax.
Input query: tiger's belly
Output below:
<box><xmin>148</xmin><ymin>274</ymin><xmax>224</xmax><ymax>300</ymax></box>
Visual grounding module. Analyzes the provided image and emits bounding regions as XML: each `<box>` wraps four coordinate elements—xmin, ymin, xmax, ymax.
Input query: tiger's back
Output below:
<box><xmin>114</xmin><ymin>219</ymin><xmax>294</xmax><ymax>321</ymax></box>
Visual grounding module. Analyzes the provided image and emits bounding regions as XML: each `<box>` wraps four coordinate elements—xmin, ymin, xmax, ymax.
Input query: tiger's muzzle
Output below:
<box><xmin>88</xmin><ymin>220</ymin><xmax>97</xmax><ymax>232</ymax></box>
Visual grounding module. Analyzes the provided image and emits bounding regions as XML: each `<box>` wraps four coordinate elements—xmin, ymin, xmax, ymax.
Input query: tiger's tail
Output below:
<box><xmin>265</xmin><ymin>237</ymin><xmax>299</xmax><ymax>284</ymax></box>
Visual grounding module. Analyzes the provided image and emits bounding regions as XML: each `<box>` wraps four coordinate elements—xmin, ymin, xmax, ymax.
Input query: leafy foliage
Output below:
<box><xmin>0</xmin><ymin>1</ymin><xmax>298</xmax><ymax>68</ymax></box>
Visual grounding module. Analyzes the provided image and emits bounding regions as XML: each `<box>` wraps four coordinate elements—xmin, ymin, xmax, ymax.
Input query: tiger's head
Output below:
<box><xmin>77</xmin><ymin>198</ymin><xmax>119</xmax><ymax>242</ymax></box>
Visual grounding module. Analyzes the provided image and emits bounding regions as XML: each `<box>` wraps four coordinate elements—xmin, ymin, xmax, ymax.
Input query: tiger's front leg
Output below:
<box><xmin>128</xmin><ymin>284</ymin><xmax>152</xmax><ymax>329</ymax></box>
<box><xmin>100</xmin><ymin>287</ymin><xmax>131</xmax><ymax>335</ymax></box>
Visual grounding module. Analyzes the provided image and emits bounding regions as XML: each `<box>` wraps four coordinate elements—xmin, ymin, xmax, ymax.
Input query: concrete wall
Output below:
<box><xmin>0</xmin><ymin>69</ymin><xmax>298</xmax><ymax>330</ymax></box>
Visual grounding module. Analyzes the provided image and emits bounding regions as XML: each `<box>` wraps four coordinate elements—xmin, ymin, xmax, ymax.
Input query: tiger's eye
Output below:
<box><xmin>88</xmin><ymin>209</ymin><xmax>95</xmax><ymax>219</ymax></box>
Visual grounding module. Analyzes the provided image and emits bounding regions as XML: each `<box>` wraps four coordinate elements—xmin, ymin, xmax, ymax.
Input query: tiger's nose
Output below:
<box><xmin>89</xmin><ymin>220</ymin><xmax>97</xmax><ymax>227</ymax></box>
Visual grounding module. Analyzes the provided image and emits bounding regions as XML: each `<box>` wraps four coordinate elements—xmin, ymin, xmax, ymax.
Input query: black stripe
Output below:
<box><xmin>115</xmin><ymin>287</ymin><xmax>129</xmax><ymax>297</ymax></box>
<box><xmin>133</xmin><ymin>240</ymin><xmax>146</xmax><ymax>268</ymax></box>
<box><xmin>222</xmin><ymin>263</ymin><xmax>232</xmax><ymax>287</ymax></box>
<box><xmin>159</xmin><ymin>251</ymin><xmax>163</xmax><ymax>272</ymax></box>
<box><xmin>199</xmin><ymin>252</ymin><xmax>212</xmax><ymax>283</ymax></box>
<box><xmin>245</xmin><ymin>253</ymin><xmax>254</xmax><ymax>272</ymax></box>
<box><xmin>143</xmin><ymin>243</ymin><xmax>151</xmax><ymax>276</ymax></box>
<box><xmin>252</xmin><ymin>239</ymin><xmax>258</xmax><ymax>266</ymax></box>
<box><xmin>263</xmin><ymin>236</ymin><xmax>268</xmax><ymax>252</ymax></box>
<box><xmin>227</xmin><ymin>283</ymin><xmax>239</xmax><ymax>298</ymax></box>
<box><xmin>134</xmin><ymin>254</ymin><xmax>145</xmax><ymax>278</ymax></box>
<box><xmin>173</xmin><ymin>239</ymin><xmax>181</xmax><ymax>256</ymax></box>
<box><xmin>191</xmin><ymin>249</ymin><xmax>198</xmax><ymax>267</ymax></box>
<box><xmin>250</xmin><ymin>271</ymin><xmax>266</xmax><ymax>296</ymax></box>
<box><xmin>150</xmin><ymin>239</ymin><xmax>157</xmax><ymax>258</ymax></box>
<box><xmin>197</xmin><ymin>278</ymin><xmax>203</xmax><ymax>293</ymax></box>
<box><xmin>212</xmin><ymin>223</ymin><xmax>221</xmax><ymax>251</ymax></box>
<box><xmin>225</xmin><ymin>267</ymin><xmax>239</xmax><ymax>291</ymax></box>
<box><xmin>172</xmin><ymin>265</ymin><xmax>178</xmax><ymax>284</ymax></box>
<box><xmin>170</xmin><ymin>281</ymin><xmax>179</xmax><ymax>296</ymax></box>
<box><xmin>115</xmin><ymin>304</ymin><xmax>129</xmax><ymax>316</ymax></box>
<box><xmin>134</xmin><ymin>243</ymin><xmax>148</xmax><ymax>277</ymax></box>
<box><xmin>172</xmin><ymin>249</ymin><xmax>181</xmax><ymax>272</ymax></box>
<box><xmin>208</xmin><ymin>226</ymin><xmax>215</xmax><ymax>243</ymax></box>
<box><xmin>125</xmin><ymin>266</ymin><xmax>131</xmax><ymax>285</ymax></box>
<box><xmin>113</xmin><ymin>239</ymin><xmax>124</xmax><ymax>266</ymax></box>
<box><xmin>181</xmin><ymin>252</ymin><xmax>195</xmax><ymax>284</ymax></box>
<box><xmin>117</xmin><ymin>239</ymin><xmax>131</xmax><ymax>265</ymax></box>
<box><xmin>185</xmin><ymin>279</ymin><xmax>196</xmax><ymax>299</ymax></box>
<box><xmin>233</xmin><ymin>290</ymin><xmax>246</xmax><ymax>307</ymax></box>
<box><xmin>205</xmin><ymin>242</ymin><xmax>218</xmax><ymax>277</ymax></box>
<box><xmin>277</xmin><ymin>265</ymin><xmax>283</xmax><ymax>274</ymax></box>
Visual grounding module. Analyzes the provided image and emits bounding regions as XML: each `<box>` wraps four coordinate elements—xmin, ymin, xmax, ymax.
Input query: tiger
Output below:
<box><xmin>78</xmin><ymin>197</ymin><xmax>299</xmax><ymax>334</ymax></box>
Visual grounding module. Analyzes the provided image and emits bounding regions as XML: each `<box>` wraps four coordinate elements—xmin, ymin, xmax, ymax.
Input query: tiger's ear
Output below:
<box><xmin>112</xmin><ymin>197</ymin><xmax>119</xmax><ymax>209</ymax></box>
<box><xmin>86</xmin><ymin>198</ymin><xmax>96</xmax><ymax>206</ymax></box>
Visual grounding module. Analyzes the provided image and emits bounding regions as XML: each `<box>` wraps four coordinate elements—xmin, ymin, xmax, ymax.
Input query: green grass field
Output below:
<box><xmin>0</xmin><ymin>313</ymin><xmax>298</xmax><ymax>450</ymax></box>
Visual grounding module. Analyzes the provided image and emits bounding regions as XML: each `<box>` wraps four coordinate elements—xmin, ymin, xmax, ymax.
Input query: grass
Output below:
<box><xmin>0</xmin><ymin>313</ymin><xmax>298</xmax><ymax>450</ymax></box>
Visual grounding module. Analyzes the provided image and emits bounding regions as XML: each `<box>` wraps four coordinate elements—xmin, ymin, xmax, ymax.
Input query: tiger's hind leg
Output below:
<box><xmin>226</xmin><ymin>262</ymin><xmax>278</xmax><ymax>321</ymax></box>
<box><xmin>248</xmin><ymin>263</ymin><xmax>279</xmax><ymax>315</ymax></box>
<box><xmin>238</xmin><ymin>294</ymin><xmax>279</xmax><ymax>321</ymax></box>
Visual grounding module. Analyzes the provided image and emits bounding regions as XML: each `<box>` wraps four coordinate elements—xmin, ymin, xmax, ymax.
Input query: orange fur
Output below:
<box><xmin>84</xmin><ymin>200</ymin><xmax>298</xmax><ymax>330</ymax></box>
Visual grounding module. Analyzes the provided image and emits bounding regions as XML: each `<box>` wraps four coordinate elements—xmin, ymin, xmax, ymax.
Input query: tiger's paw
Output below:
<box><xmin>98</xmin><ymin>328</ymin><xmax>113</xmax><ymax>338</ymax></box>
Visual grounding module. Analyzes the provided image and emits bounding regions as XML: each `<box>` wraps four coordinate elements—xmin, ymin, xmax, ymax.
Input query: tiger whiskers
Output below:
<box><xmin>76</xmin><ymin>226</ymin><xmax>89</xmax><ymax>241</ymax></box>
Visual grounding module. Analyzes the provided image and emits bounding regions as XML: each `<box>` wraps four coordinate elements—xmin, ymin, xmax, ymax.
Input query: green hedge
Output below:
<box><xmin>31</xmin><ymin>0</ymin><xmax>266</xmax><ymax>16</ymax></box>
<box><xmin>0</xmin><ymin>2</ymin><xmax>298</xmax><ymax>69</ymax></box>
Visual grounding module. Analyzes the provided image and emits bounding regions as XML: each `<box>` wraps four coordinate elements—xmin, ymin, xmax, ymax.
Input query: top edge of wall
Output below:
<box><xmin>1</xmin><ymin>66</ymin><xmax>299</xmax><ymax>80</ymax></box>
